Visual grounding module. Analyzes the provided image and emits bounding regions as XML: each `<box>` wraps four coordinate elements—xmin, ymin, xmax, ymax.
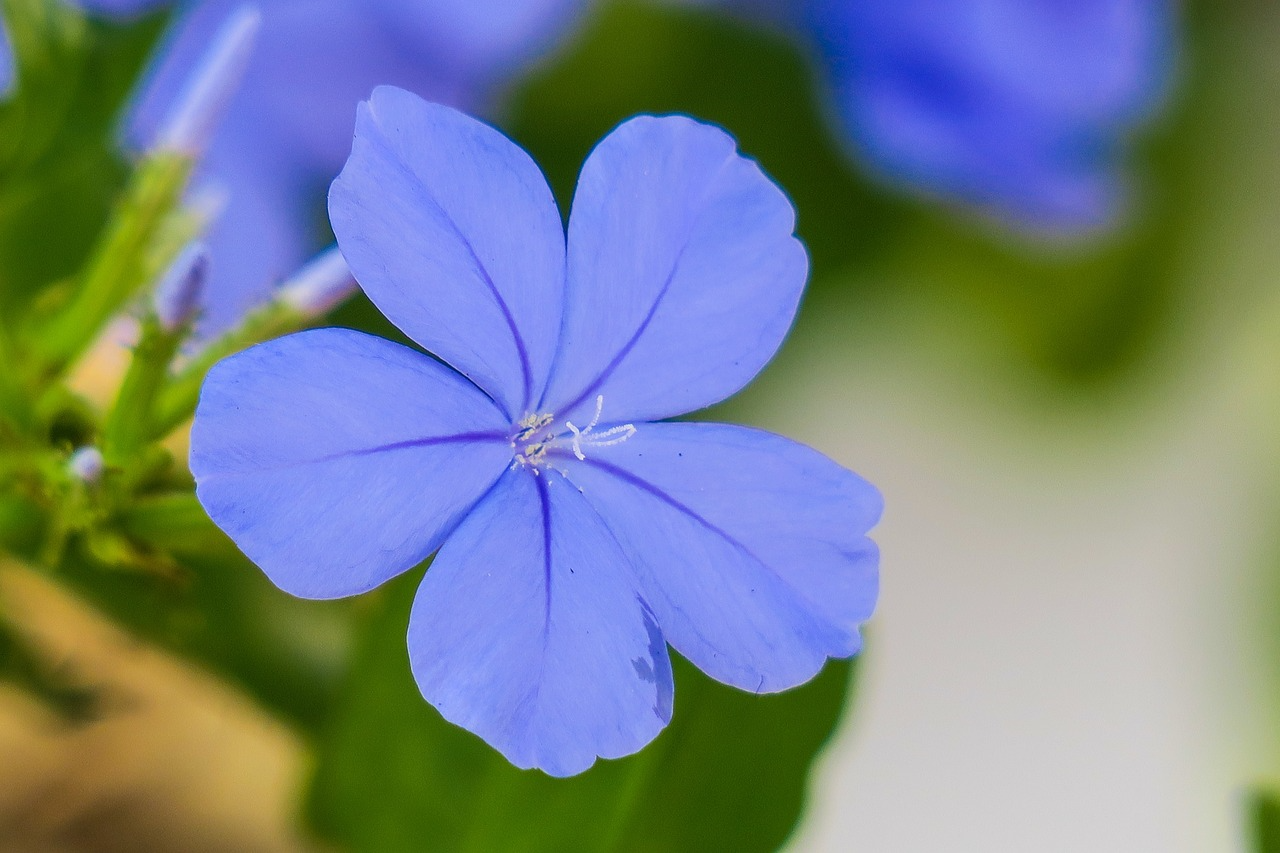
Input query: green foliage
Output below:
<box><xmin>0</xmin><ymin>0</ymin><xmax>165</xmax><ymax>311</ymax></box>
<box><xmin>308</xmin><ymin>570</ymin><xmax>855</xmax><ymax>853</ymax></box>
<box><xmin>0</xmin><ymin>3</ymin><xmax>351</xmax><ymax>736</ymax></box>
<box><xmin>1248</xmin><ymin>788</ymin><xmax>1280</xmax><ymax>853</ymax></box>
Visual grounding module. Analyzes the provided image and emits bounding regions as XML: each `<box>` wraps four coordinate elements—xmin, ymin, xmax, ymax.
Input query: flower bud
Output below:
<box><xmin>153</xmin><ymin>6</ymin><xmax>262</xmax><ymax>156</ymax></box>
<box><xmin>153</xmin><ymin>242</ymin><xmax>210</xmax><ymax>332</ymax></box>
<box><xmin>66</xmin><ymin>447</ymin><xmax>105</xmax><ymax>486</ymax></box>
<box><xmin>276</xmin><ymin>246</ymin><xmax>357</xmax><ymax>316</ymax></box>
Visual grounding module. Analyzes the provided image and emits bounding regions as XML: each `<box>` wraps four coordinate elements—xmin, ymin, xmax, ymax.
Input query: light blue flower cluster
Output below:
<box><xmin>125</xmin><ymin>0</ymin><xmax>588</xmax><ymax>333</ymax></box>
<box><xmin>0</xmin><ymin>17</ymin><xmax>9</xmax><ymax>95</ymax></box>
<box><xmin>2</xmin><ymin>1</ymin><xmax>1176</xmax><ymax>332</ymax></box>
<box><xmin>799</xmin><ymin>0</ymin><xmax>1173</xmax><ymax>231</ymax></box>
<box><xmin>190</xmin><ymin>88</ymin><xmax>882</xmax><ymax>775</ymax></box>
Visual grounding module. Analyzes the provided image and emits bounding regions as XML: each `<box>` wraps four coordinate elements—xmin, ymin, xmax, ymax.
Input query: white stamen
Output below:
<box><xmin>585</xmin><ymin>395</ymin><xmax>604</xmax><ymax>432</ymax></box>
<box><xmin>563</xmin><ymin>396</ymin><xmax>636</xmax><ymax>462</ymax></box>
<box><xmin>564</xmin><ymin>420</ymin><xmax>585</xmax><ymax>460</ymax></box>
<box><xmin>277</xmin><ymin>246</ymin><xmax>357</xmax><ymax>316</ymax></box>
<box><xmin>513</xmin><ymin>396</ymin><xmax>636</xmax><ymax>470</ymax></box>
<box><xmin>587</xmin><ymin>424</ymin><xmax>637</xmax><ymax>445</ymax></box>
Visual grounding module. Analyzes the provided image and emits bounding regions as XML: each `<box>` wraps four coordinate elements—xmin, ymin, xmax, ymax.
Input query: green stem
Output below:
<box><xmin>0</xmin><ymin>494</ymin><xmax>43</xmax><ymax>555</ymax></box>
<box><xmin>149</xmin><ymin>300</ymin><xmax>307</xmax><ymax>439</ymax></box>
<box><xmin>26</xmin><ymin>153</ymin><xmax>191</xmax><ymax>378</ymax></box>
<box><xmin>101</xmin><ymin>317</ymin><xmax>182</xmax><ymax>463</ymax></box>
<box><xmin>0</xmin><ymin>326</ymin><xmax>32</xmax><ymax>434</ymax></box>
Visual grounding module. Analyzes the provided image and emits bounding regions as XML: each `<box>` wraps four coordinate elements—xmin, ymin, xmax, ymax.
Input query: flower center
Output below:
<box><xmin>510</xmin><ymin>395</ymin><xmax>636</xmax><ymax>473</ymax></box>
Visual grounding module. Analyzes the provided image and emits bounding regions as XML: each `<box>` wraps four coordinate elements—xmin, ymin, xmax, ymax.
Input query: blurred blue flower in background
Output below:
<box><xmin>127</xmin><ymin>0</ymin><xmax>589</xmax><ymax>333</ymax></box>
<box><xmin>0</xmin><ymin>16</ymin><xmax>11</xmax><ymax>97</ymax></box>
<box><xmin>801</xmin><ymin>0</ymin><xmax>1174</xmax><ymax>232</ymax></box>
<box><xmin>30</xmin><ymin>0</ymin><xmax>1172</xmax><ymax>335</ymax></box>
<box><xmin>16</xmin><ymin>0</ymin><xmax>1169</xmax><ymax>338</ymax></box>
<box><xmin>686</xmin><ymin>0</ymin><xmax>1174</xmax><ymax>232</ymax></box>
<box><xmin>3</xmin><ymin>0</ymin><xmax>1176</xmax><ymax>325</ymax></box>
<box><xmin>189</xmin><ymin>89</ymin><xmax>882</xmax><ymax>775</ymax></box>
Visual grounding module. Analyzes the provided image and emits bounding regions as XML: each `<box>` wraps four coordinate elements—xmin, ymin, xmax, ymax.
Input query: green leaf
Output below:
<box><xmin>0</xmin><ymin>1</ymin><xmax>166</xmax><ymax>313</ymax></box>
<box><xmin>308</xmin><ymin>569</ymin><xmax>856</xmax><ymax>853</ymax></box>
<box><xmin>0</xmin><ymin>494</ymin><xmax>42</xmax><ymax>555</ymax></box>
<box><xmin>0</xmin><ymin>0</ymin><xmax>88</xmax><ymax>170</ymax></box>
<box><xmin>1248</xmin><ymin>788</ymin><xmax>1280</xmax><ymax>853</ymax></box>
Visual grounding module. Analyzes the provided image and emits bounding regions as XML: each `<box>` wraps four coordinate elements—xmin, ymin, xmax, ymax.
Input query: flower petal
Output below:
<box><xmin>330</xmin><ymin>87</ymin><xmax>566</xmax><ymax>418</ymax></box>
<box><xmin>542</xmin><ymin>115</ymin><xmax>808</xmax><ymax>424</ymax></box>
<box><xmin>409</xmin><ymin>468</ymin><xmax>673</xmax><ymax>777</ymax></box>
<box><xmin>190</xmin><ymin>328</ymin><xmax>512</xmax><ymax>599</ymax></box>
<box><xmin>565</xmin><ymin>422</ymin><xmax>881</xmax><ymax>693</ymax></box>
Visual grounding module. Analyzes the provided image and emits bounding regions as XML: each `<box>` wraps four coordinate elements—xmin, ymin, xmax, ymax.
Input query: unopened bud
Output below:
<box><xmin>276</xmin><ymin>246</ymin><xmax>358</xmax><ymax>316</ymax></box>
<box><xmin>153</xmin><ymin>242</ymin><xmax>210</xmax><ymax>332</ymax></box>
<box><xmin>67</xmin><ymin>447</ymin><xmax>105</xmax><ymax>485</ymax></box>
<box><xmin>153</xmin><ymin>6</ymin><xmax>261</xmax><ymax>155</ymax></box>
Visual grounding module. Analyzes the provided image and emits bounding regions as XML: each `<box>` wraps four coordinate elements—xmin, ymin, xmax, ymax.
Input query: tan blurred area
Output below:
<box><xmin>0</xmin><ymin>561</ymin><xmax>315</xmax><ymax>853</ymax></box>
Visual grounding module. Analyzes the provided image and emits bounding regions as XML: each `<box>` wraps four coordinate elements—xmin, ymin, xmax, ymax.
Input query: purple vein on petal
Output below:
<box><xmin>362</xmin><ymin>120</ymin><xmax>536</xmax><ymax>416</ymax></box>
<box><xmin>535</xmin><ymin>472</ymin><xmax>554</xmax><ymax>633</ymax></box>
<box><xmin>202</xmin><ymin>431</ymin><xmax>509</xmax><ymax>479</ymax></box>
<box><xmin>548</xmin><ymin>148</ymin><xmax>739</xmax><ymax>416</ymax></box>
<box><xmin>437</xmin><ymin>220</ymin><xmax>534</xmax><ymax>414</ymax></box>
<box><xmin>578</xmin><ymin>447</ymin><xmax>873</xmax><ymax>674</ymax></box>
<box><xmin>551</xmin><ymin>247</ymin><xmax>685</xmax><ymax>418</ymax></box>
<box><xmin>569</xmin><ymin>453</ymin><xmax>787</xmax><ymax>591</ymax></box>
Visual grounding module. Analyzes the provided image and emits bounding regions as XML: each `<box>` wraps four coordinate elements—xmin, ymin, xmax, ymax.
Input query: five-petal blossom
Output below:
<box><xmin>190</xmin><ymin>87</ymin><xmax>882</xmax><ymax>776</ymax></box>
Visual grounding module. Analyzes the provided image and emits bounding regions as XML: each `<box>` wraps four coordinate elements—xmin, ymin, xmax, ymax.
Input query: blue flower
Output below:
<box><xmin>800</xmin><ymin>0</ymin><xmax>1173</xmax><ymax>231</ymax></box>
<box><xmin>0</xmin><ymin>17</ymin><xmax>11</xmax><ymax>97</ymax></box>
<box><xmin>189</xmin><ymin>88</ymin><xmax>882</xmax><ymax>776</ymax></box>
<box><xmin>127</xmin><ymin>0</ymin><xmax>590</xmax><ymax>333</ymax></box>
